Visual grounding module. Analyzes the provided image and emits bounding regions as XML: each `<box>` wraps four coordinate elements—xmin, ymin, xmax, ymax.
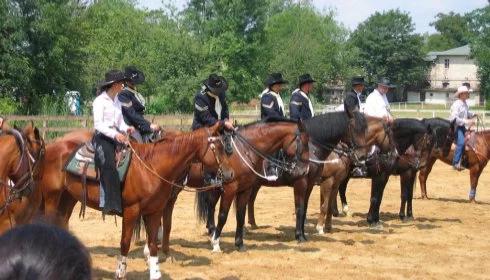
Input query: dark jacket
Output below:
<box><xmin>191</xmin><ymin>88</ymin><xmax>229</xmax><ymax>131</ymax></box>
<box><xmin>343</xmin><ymin>90</ymin><xmax>362</xmax><ymax>115</ymax></box>
<box><xmin>118</xmin><ymin>87</ymin><xmax>152</xmax><ymax>135</ymax></box>
<box><xmin>289</xmin><ymin>90</ymin><xmax>313</xmax><ymax>121</ymax></box>
<box><xmin>260</xmin><ymin>91</ymin><xmax>284</xmax><ymax>120</ymax></box>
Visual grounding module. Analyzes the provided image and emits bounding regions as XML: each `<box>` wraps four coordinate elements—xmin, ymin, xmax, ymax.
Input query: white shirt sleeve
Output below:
<box><xmin>364</xmin><ymin>94</ymin><xmax>387</xmax><ymax>118</ymax></box>
<box><xmin>449</xmin><ymin>100</ymin><xmax>467</xmax><ymax>127</ymax></box>
<box><xmin>93</xmin><ymin>98</ymin><xmax>118</xmax><ymax>139</ymax></box>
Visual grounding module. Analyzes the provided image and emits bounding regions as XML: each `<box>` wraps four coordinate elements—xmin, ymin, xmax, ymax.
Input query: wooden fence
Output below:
<box><xmin>5</xmin><ymin>109</ymin><xmax>490</xmax><ymax>141</ymax></box>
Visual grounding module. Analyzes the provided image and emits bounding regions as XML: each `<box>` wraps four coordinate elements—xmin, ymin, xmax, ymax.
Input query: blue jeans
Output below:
<box><xmin>452</xmin><ymin>126</ymin><xmax>466</xmax><ymax>166</ymax></box>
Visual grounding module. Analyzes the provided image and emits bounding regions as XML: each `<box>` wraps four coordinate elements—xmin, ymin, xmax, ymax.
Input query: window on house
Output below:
<box><xmin>444</xmin><ymin>59</ymin><xmax>450</xmax><ymax>68</ymax></box>
<box><xmin>443</xmin><ymin>82</ymin><xmax>449</xmax><ymax>88</ymax></box>
<box><xmin>463</xmin><ymin>82</ymin><xmax>470</xmax><ymax>88</ymax></box>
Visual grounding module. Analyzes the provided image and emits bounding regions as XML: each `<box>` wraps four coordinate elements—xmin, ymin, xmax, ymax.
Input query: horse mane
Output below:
<box><xmin>422</xmin><ymin>118</ymin><xmax>451</xmax><ymax>149</ymax></box>
<box><xmin>393</xmin><ymin>118</ymin><xmax>428</xmax><ymax>154</ymax></box>
<box><xmin>2</xmin><ymin>129</ymin><xmax>23</xmax><ymax>153</ymax></box>
<box><xmin>304</xmin><ymin>111</ymin><xmax>367</xmax><ymax>144</ymax></box>
<box><xmin>239</xmin><ymin>117</ymin><xmax>297</xmax><ymax>129</ymax></box>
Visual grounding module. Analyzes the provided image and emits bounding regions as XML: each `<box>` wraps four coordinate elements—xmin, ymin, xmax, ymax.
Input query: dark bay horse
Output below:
<box><xmin>38</xmin><ymin>123</ymin><xmax>233</xmax><ymax>279</ymax></box>
<box><xmin>0</xmin><ymin>122</ymin><xmax>45</xmax><ymax>233</ymax></box>
<box><xmin>191</xmin><ymin>112</ymin><xmax>371</xmax><ymax>253</ymax></box>
<box><xmin>335</xmin><ymin>118</ymin><xmax>436</xmax><ymax>229</ymax></box>
<box><xmin>246</xmin><ymin>116</ymin><xmax>392</xmax><ymax>233</ymax></box>
<box><xmin>419</xmin><ymin>118</ymin><xmax>488</xmax><ymax>202</ymax></box>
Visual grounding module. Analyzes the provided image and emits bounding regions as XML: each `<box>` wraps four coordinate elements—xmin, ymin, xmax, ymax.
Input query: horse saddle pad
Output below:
<box><xmin>64</xmin><ymin>142</ymin><xmax>131</xmax><ymax>181</ymax></box>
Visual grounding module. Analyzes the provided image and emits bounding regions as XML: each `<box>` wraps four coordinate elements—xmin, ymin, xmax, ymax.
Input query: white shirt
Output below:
<box><xmin>293</xmin><ymin>88</ymin><xmax>314</xmax><ymax>117</ymax></box>
<box><xmin>450</xmin><ymin>99</ymin><xmax>473</xmax><ymax>127</ymax></box>
<box><xmin>364</xmin><ymin>89</ymin><xmax>391</xmax><ymax>118</ymax></box>
<box><xmin>93</xmin><ymin>91</ymin><xmax>130</xmax><ymax>139</ymax></box>
<box><xmin>207</xmin><ymin>91</ymin><xmax>222</xmax><ymax>119</ymax></box>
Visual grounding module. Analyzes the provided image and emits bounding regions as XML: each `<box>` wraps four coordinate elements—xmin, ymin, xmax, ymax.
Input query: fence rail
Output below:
<box><xmin>4</xmin><ymin>109</ymin><xmax>490</xmax><ymax>140</ymax></box>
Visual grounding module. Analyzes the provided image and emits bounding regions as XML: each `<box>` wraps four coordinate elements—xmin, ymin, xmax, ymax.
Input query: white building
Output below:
<box><xmin>408</xmin><ymin>45</ymin><xmax>482</xmax><ymax>106</ymax></box>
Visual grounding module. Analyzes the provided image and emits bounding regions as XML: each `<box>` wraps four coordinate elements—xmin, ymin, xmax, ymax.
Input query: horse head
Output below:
<box><xmin>343</xmin><ymin>111</ymin><xmax>370</xmax><ymax>163</ymax></box>
<box><xmin>198</xmin><ymin>122</ymin><xmax>234</xmax><ymax>183</ymax></box>
<box><xmin>281</xmin><ymin>119</ymin><xmax>310</xmax><ymax>178</ymax></box>
<box><xmin>21</xmin><ymin>121</ymin><xmax>45</xmax><ymax>177</ymax></box>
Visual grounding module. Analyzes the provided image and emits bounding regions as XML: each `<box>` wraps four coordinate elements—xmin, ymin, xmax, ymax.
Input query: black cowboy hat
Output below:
<box><xmin>98</xmin><ymin>70</ymin><xmax>127</xmax><ymax>88</ymax></box>
<box><xmin>203</xmin><ymin>74</ymin><xmax>228</xmax><ymax>95</ymax></box>
<box><xmin>266</xmin><ymin>73</ymin><xmax>288</xmax><ymax>87</ymax></box>
<box><xmin>124</xmin><ymin>66</ymin><xmax>145</xmax><ymax>85</ymax></box>
<box><xmin>351</xmin><ymin>76</ymin><xmax>365</xmax><ymax>86</ymax></box>
<box><xmin>377</xmin><ymin>77</ymin><xmax>396</xmax><ymax>88</ymax></box>
<box><xmin>298</xmin><ymin>74</ymin><xmax>316</xmax><ymax>86</ymax></box>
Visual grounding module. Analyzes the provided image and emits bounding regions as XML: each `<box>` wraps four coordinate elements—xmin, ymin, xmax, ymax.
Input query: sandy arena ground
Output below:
<box><xmin>70</xmin><ymin>161</ymin><xmax>490</xmax><ymax>279</ymax></box>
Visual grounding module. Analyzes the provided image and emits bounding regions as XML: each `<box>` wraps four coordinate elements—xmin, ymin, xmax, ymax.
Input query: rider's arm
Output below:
<box><xmin>195</xmin><ymin>95</ymin><xmax>219</xmax><ymax>127</ymax></box>
<box><xmin>118</xmin><ymin>91</ymin><xmax>152</xmax><ymax>134</ymax></box>
<box><xmin>449</xmin><ymin>101</ymin><xmax>466</xmax><ymax>127</ymax></box>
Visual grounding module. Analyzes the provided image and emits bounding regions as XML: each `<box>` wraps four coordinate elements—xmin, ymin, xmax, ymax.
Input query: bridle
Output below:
<box><xmin>0</xmin><ymin>129</ymin><xmax>45</xmax><ymax>215</ymax></box>
<box><xmin>231</xmin><ymin>128</ymin><xmax>306</xmax><ymax>178</ymax></box>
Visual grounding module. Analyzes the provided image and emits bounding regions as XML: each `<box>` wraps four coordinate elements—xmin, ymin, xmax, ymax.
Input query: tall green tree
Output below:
<box><xmin>430</xmin><ymin>12</ymin><xmax>472</xmax><ymax>47</ymax></box>
<box><xmin>350</xmin><ymin>9</ymin><xmax>428</xmax><ymax>101</ymax></box>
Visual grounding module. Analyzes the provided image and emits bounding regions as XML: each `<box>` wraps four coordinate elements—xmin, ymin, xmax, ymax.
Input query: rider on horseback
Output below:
<box><xmin>93</xmin><ymin>70</ymin><xmax>135</xmax><ymax>215</ymax></box>
<box><xmin>289</xmin><ymin>74</ymin><xmax>316</xmax><ymax>122</ymax></box>
<box><xmin>192</xmin><ymin>74</ymin><xmax>234</xmax><ymax>186</ymax></box>
<box><xmin>118</xmin><ymin>66</ymin><xmax>161</xmax><ymax>143</ymax></box>
<box><xmin>450</xmin><ymin>85</ymin><xmax>478</xmax><ymax>171</ymax></box>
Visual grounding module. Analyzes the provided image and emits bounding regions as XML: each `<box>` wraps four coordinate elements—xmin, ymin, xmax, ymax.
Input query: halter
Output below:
<box><xmin>128</xmin><ymin>127</ymin><xmax>229</xmax><ymax>192</ymax></box>
<box><xmin>0</xmin><ymin>130</ymin><xmax>45</xmax><ymax>215</ymax></box>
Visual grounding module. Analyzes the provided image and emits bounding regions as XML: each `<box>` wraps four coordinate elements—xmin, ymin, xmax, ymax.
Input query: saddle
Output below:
<box><xmin>64</xmin><ymin>141</ymin><xmax>131</xmax><ymax>181</ymax></box>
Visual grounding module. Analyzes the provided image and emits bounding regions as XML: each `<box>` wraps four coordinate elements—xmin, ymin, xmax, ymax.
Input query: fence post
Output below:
<box><xmin>180</xmin><ymin>117</ymin><xmax>183</xmax><ymax>131</ymax></box>
<box><xmin>82</xmin><ymin>117</ymin><xmax>88</xmax><ymax>128</ymax></box>
<box><xmin>42</xmin><ymin>120</ymin><xmax>47</xmax><ymax>139</ymax></box>
<box><xmin>432</xmin><ymin>111</ymin><xmax>435</xmax><ymax>118</ymax></box>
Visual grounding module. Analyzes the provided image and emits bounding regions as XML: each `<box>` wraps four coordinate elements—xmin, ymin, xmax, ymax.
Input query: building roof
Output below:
<box><xmin>425</xmin><ymin>45</ymin><xmax>471</xmax><ymax>61</ymax></box>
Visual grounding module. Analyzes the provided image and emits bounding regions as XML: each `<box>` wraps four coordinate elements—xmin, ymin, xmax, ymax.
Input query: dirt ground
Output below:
<box><xmin>70</xmin><ymin>161</ymin><xmax>490</xmax><ymax>280</ymax></box>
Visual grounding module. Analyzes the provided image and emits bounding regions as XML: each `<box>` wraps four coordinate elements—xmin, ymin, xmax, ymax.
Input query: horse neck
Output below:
<box><xmin>241</xmin><ymin>123</ymin><xmax>296</xmax><ymax>154</ymax></box>
<box><xmin>478</xmin><ymin>131</ymin><xmax>490</xmax><ymax>157</ymax></box>
<box><xmin>0</xmin><ymin>136</ymin><xmax>22</xmax><ymax>179</ymax></box>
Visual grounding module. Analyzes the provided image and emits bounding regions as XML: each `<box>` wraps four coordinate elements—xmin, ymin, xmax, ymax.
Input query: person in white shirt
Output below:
<box><xmin>449</xmin><ymin>85</ymin><xmax>478</xmax><ymax>171</ymax></box>
<box><xmin>364</xmin><ymin>77</ymin><xmax>395</xmax><ymax>123</ymax></box>
<box><xmin>93</xmin><ymin>70</ymin><xmax>135</xmax><ymax>215</ymax></box>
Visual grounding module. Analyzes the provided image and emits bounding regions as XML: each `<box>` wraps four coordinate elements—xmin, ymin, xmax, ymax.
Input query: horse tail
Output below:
<box><xmin>132</xmin><ymin>216</ymin><xmax>145</xmax><ymax>243</ymax></box>
<box><xmin>195</xmin><ymin>191</ymin><xmax>210</xmax><ymax>223</ymax></box>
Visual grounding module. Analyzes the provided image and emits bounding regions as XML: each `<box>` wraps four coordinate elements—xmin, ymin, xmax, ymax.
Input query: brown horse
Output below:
<box><xmin>0</xmin><ymin>122</ymin><xmax>45</xmax><ymax>233</ymax></box>
<box><xmin>246</xmin><ymin>116</ymin><xmax>391</xmax><ymax>233</ymax></box>
<box><xmin>419</xmin><ymin>118</ymin><xmax>488</xmax><ymax>202</ymax></box>
<box><xmin>38</xmin><ymin>123</ymin><xmax>233</xmax><ymax>279</ymax></box>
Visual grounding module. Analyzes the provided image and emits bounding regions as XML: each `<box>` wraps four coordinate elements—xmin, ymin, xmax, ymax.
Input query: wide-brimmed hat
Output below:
<box><xmin>351</xmin><ymin>76</ymin><xmax>365</xmax><ymax>86</ymax></box>
<box><xmin>298</xmin><ymin>74</ymin><xmax>316</xmax><ymax>87</ymax></box>
<box><xmin>266</xmin><ymin>73</ymin><xmax>288</xmax><ymax>87</ymax></box>
<box><xmin>203</xmin><ymin>74</ymin><xmax>228</xmax><ymax>95</ymax></box>
<box><xmin>124</xmin><ymin>66</ymin><xmax>145</xmax><ymax>85</ymax></box>
<box><xmin>98</xmin><ymin>70</ymin><xmax>127</xmax><ymax>88</ymax></box>
<box><xmin>377</xmin><ymin>77</ymin><xmax>396</xmax><ymax>88</ymax></box>
<box><xmin>454</xmin><ymin>85</ymin><xmax>470</xmax><ymax>98</ymax></box>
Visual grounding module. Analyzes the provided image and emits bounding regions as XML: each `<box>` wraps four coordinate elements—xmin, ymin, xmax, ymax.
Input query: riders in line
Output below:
<box><xmin>343</xmin><ymin>76</ymin><xmax>366</xmax><ymax>116</ymax></box>
<box><xmin>450</xmin><ymin>85</ymin><xmax>478</xmax><ymax>171</ymax></box>
<box><xmin>93</xmin><ymin>70</ymin><xmax>134</xmax><ymax>216</ymax></box>
<box><xmin>290</xmin><ymin>73</ymin><xmax>316</xmax><ymax>122</ymax></box>
<box><xmin>260</xmin><ymin>73</ymin><xmax>288</xmax><ymax>119</ymax></box>
<box><xmin>364</xmin><ymin>77</ymin><xmax>395</xmax><ymax>123</ymax></box>
<box><xmin>118</xmin><ymin>66</ymin><xmax>161</xmax><ymax>143</ymax></box>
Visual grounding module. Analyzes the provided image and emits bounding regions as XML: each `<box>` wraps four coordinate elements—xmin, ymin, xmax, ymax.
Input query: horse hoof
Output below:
<box><xmin>368</xmin><ymin>222</ymin><xmax>384</xmax><ymax>231</ymax></box>
<box><xmin>236</xmin><ymin>245</ymin><xmax>246</xmax><ymax>252</ymax></box>
<box><xmin>420</xmin><ymin>195</ymin><xmax>429</xmax><ymax>200</ymax></box>
<box><xmin>212</xmin><ymin>247</ymin><xmax>222</xmax><ymax>253</ymax></box>
<box><xmin>316</xmin><ymin>225</ymin><xmax>325</xmax><ymax>235</ymax></box>
<box><xmin>248</xmin><ymin>223</ymin><xmax>259</xmax><ymax>230</ymax></box>
<box><xmin>297</xmin><ymin>235</ymin><xmax>308</xmax><ymax>243</ymax></box>
<box><xmin>469</xmin><ymin>199</ymin><xmax>477</xmax><ymax>204</ymax></box>
<box><xmin>402</xmin><ymin>216</ymin><xmax>414</xmax><ymax>223</ymax></box>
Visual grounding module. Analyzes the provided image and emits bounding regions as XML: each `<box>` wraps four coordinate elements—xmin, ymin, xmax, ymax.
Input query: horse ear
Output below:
<box><xmin>34</xmin><ymin>127</ymin><xmax>41</xmax><ymax>140</ymax></box>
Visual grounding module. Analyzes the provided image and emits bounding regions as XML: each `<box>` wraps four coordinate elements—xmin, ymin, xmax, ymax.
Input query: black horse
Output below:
<box><xmin>336</xmin><ymin>118</ymin><xmax>436</xmax><ymax>227</ymax></box>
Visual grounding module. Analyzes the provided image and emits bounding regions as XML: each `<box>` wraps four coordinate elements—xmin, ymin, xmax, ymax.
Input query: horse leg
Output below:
<box><xmin>115</xmin><ymin>205</ymin><xmax>140</xmax><ymax>280</ymax></box>
<box><xmin>235</xmin><ymin>189</ymin><xmax>253</xmax><ymax>251</ymax></box>
<box><xmin>300</xmin><ymin>184</ymin><xmax>314</xmax><ymax>239</ymax></box>
<box><xmin>316</xmin><ymin>179</ymin><xmax>331</xmax><ymax>234</ymax></box>
<box><xmin>210</xmin><ymin>184</ymin><xmax>236</xmax><ymax>253</ymax></box>
<box><xmin>206</xmin><ymin>190</ymin><xmax>221</xmax><ymax>236</ymax></box>
<box><xmin>247</xmin><ymin>184</ymin><xmax>260</xmax><ymax>229</ymax></box>
<box><xmin>406</xmin><ymin>169</ymin><xmax>416</xmax><ymax>219</ymax></box>
<box><xmin>43</xmin><ymin>190</ymin><xmax>64</xmax><ymax>227</ymax></box>
<box><xmin>327</xmin><ymin>177</ymin><xmax>343</xmax><ymax>232</ymax></box>
<box><xmin>293</xmin><ymin>178</ymin><xmax>308</xmax><ymax>242</ymax></box>
<box><xmin>145</xmin><ymin>212</ymin><xmax>164</xmax><ymax>280</ymax></box>
<box><xmin>469</xmin><ymin>165</ymin><xmax>483</xmax><ymax>203</ymax></box>
<box><xmin>400</xmin><ymin>169</ymin><xmax>416</xmax><ymax>221</ymax></box>
<box><xmin>161</xmin><ymin>188</ymin><xmax>181</xmax><ymax>260</ymax></box>
<box><xmin>338</xmin><ymin>177</ymin><xmax>351</xmax><ymax>216</ymax></box>
<box><xmin>367</xmin><ymin>174</ymin><xmax>389</xmax><ymax>229</ymax></box>
<box><xmin>399</xmin><ymin>172</ymin><xmax>408</xmax><ymax>221</ymax></box>
<box><xmin>57</xmin><ymin>191</ymin><xmax>78</xmax><ymax>227</ymax></box>
<box><xmin>418</xmin><ymin>157</ymin><xmax>436</xmax><ymax>199</ymax></box>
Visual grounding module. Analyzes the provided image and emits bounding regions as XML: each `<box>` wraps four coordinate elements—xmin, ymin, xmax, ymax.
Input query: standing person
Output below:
<box><xmin>344</xmin><ymin>76</ymin><xmax>366</xmax><ymax>115</ymax></box>
<box><xmin>93</xmin><ymin>70</ymin><xmax>134</xmax><ymax>215</ymax></box>
<box><xmin>192</xmin><ymin>74</ymin><xmax>233</xmax><ymax>185</ymax></box>
<box><xmin>364</xmin><ymin>77</ymin><xmax>395</xmax><ymax>123</ymax></box>
<box><xmin>450</xmin><ymin>85</ymin><xmax>478</xmax><ymax>171</ymax></box>
<box><xmin>261</xmin><ymin>73</ymin><xmax>288</xmax><ymax>119</ymax></box>
<box><xmin>290</xmin><ymin>74</ymin><xmax>316</xmax><ymax>121</ymax></box>
<box><xmin>118</xmin><ymin>66</ymin><xmax>160</xmax><ymax>143</ymax></box>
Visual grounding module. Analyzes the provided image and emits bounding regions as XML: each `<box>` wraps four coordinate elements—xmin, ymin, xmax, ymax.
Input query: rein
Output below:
<box><xmin>127</xmin><ymin>129</ymin><xmax>226</xmax><ymax>193</ymax></box>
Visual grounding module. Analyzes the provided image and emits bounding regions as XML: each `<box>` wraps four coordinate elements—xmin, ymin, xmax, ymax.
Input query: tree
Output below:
<box><xmin>263</xmin><ymin>3</ymin><xmax>352</xmax><ymax>101</ymax></box>
<box><xmin>430</xmin><ymin>12</ymin><xmax>472</xmax><ymax>47</ymax></box>
<box><xmin>350</xmin><ymin>9</ymin><xmax>428</xmax><ymax>101</ymax></box>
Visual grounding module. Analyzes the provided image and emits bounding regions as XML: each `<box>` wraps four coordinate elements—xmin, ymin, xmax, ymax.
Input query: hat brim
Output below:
<box><xmin>98</xmin><ymin>78</ymin><xmax>125</xmax><ymax>88</ymax></box>
<box><xmin>454</xmin><ymin>90</ymin><xmax>469</xmax><ymax>98</ymax></box>
<box><xmin>378</xmin><ymin>82</ymin><xmax>396</xmax><ymax>88</ymax></box>
<box><xmin>352</xmin><ymin>81</ymin><xmax>365</xmax><ymax>86</ymax></box>
<box><xmin>204</xmin><ymin>78</ymin><xmax>228</xmax><ymax>95</ymax></box>
<box><xmin>267</xmin><ymin>79</ymin><xmax>288</xmax><ymax>87</ymax></box>
<box><xmin>128</xmin><ymin>70</ymin><xmax>145</xmax><ymax>85</ymax></box>
<box><xmin>299</xmin><ymin>79</ymin><xmax>316</xmax><ymax>86</ymax></box>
